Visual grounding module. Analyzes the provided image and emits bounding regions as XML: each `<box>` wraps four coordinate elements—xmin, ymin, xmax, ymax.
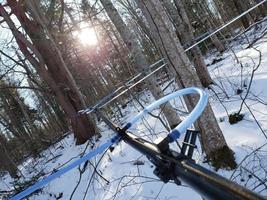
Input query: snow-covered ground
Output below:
<box><xmin>1</xmin><ymin>21</ymin><xmax>267</xmax><ymax>200</ymax></box>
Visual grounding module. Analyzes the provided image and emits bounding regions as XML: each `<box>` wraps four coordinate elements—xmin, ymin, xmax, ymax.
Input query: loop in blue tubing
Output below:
<box><xmin>124</xmin><ymin>87</ymin><xmax>209</xmax><ymax>142</ymax></box>
<box><xmin>10</xmin><ymin>135</ymin><xmax>121</xmax><ymax>200</ymax></box>
<box><xmin>11</xmin><ymin>87</ymin><xmax>208</xmax><ymax>200</ymax></box>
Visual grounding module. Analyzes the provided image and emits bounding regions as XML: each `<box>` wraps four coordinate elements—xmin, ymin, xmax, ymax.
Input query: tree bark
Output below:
<box><xmin>213</xmin><ymin>0</ymin><xmax>243</xmax><ymax>30</ymax></box>
<box><xmin>0</xmin><ymin>1</ymin><xmax>97</xmax><ymax>144</ymax></box>
<box><xmin>0</xmin><ymin>135</ymin><xmax>18</xmax><ymax>178</ymax></box>
<box><xmin>232</xmin><ymin>0</ymin><xmax>253</xmax><ymax>28</ymax></box>
<box><xmin>100</xmin><ymin>0</ymin><xmax>182</xmax><ymax>128</ymax></box>
<box><xmin>163</xmin><ymin>0</ymin><xmax>213</xmax><ymax>87</ymax></box>
<box><xmin>184</xmin><ymin>0</ymin><xmax>226</xmax><ymax>53</ymax></box>
<box><xmin>137</xmin><ymin>0</ymin><xmax>236</xmax><ymax>169</ymax></box>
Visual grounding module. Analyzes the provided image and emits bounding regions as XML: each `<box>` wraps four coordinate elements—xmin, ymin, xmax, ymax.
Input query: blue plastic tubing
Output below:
<box><xmin>10</xmin><ymin>135</ymin><xmax>121</xmax><ymax>200</ymax></box>
<box><xmin>126</xmin><ymin>87</ymin><xmax>209</xmax><ymax>142</ymax></box>
<box><xmin>10</xmin><ymin>87</ymin><xmax>208</xmax><ymax>199</ymax></box>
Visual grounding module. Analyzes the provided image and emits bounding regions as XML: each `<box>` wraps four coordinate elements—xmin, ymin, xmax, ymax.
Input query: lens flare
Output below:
<box><xmin>77</xmin><ymin>27</ymin><xmax>98</xmax><ymax>46</ymax></box>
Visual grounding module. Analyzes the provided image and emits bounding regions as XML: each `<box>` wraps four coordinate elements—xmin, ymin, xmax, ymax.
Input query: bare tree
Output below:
<box><xmin>99</xmin><ymin>0</ymin><xmax>182</xmax><ymax>129</ymax></box>
<box><xmin>136</xmin><ymin>0</ymin><xmax>236</xmax><ymax>169</ymax></box>
<box><xmin>0</xmin><ymin>135</ymin><xmax>18</xmax><ymax>178</ymax></box>
<box><xmin>0</xmin><ymin>0</ymin><xmax>97</xmax><ymax>144</ymax></box>
<box><xmin>163</xmin><ymin>0</ymin><xmax>213</xmax><ymax>87</ymax></box>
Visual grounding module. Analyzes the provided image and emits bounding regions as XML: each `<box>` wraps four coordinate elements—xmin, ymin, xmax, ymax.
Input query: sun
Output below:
<box><xmin>77</xmin><ymin>26</ymin><xmax>98</xmax><ymax>46</ymax></box>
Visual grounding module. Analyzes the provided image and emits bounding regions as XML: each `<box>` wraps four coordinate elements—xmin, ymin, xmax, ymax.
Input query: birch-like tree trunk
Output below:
<box><xmin>100</xmin><ymin>0</ymin><xmax>182</xmax><ymax>129</ymax></box>
<box><xmin>137</xmin><ymin>0</ymin><xmax>236</xmax><ymax>169</ymax></box>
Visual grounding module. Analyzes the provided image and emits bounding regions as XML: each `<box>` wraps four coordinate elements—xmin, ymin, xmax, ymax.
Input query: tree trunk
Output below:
<box><xmin>137</xmin><ymin>0</ymin><xmax>236</xmax><ymax>170</ymax></box>
<box><xmin>100</xmin><ymin>0</ymin><xmax>182</xmax><ymax>129</ymax></box>
<box><xmin>213</xmin><ymin>0</ymin><xmax>243</xmax><ymax>30</ymax></box>
<box><xmin>28</xmin><ymin>79</ymin><xmax>68</xmax><ymax>133</ymax></box>
<box><xmin>0</xmin><ymin>135</ymin><xmax>18</xmax><ymax>178</ymax></box>
<box><xmin>184</xmin><ymin>0</ymin><xmax>226</xmax><ymax>53</ymax></box>
<box><xmin>163</xmin><ymin>0</ymin><xmax>213</xmax><ymax>87</ymax></box>
<box><xmin>1</xmin><ymin>1</ymin><xmax>97</xmax><ymax>144</ymax></box>
<box><xmin>14</xmin><ymin>95</ymin><xmax>39</xmax><ymax>138</ymax></box>
<box><xmin>232</xmin><ymin>0</ymin><xmax>253</xmax><ymax>28</ymax></box>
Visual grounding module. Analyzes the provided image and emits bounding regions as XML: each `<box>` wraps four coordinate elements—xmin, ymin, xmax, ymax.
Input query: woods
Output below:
<box><xmin>0</xmin><ymin>0</ymin><xmax>267</xmax><ymax>199</ymax></box>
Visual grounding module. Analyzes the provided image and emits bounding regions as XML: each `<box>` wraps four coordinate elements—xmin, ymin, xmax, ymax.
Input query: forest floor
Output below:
<box><xmin>1</xmin><ymin>20</ymin><xmax>267</xmax><ymax>200</ymax></box>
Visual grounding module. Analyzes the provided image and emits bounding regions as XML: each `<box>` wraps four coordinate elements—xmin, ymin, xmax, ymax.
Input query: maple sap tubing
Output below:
<box><xmin>9</xmin><ymin>135</ymin><xmax>121</xmax><ymax>200</ymax></box>
<box><xmin>126</xmin><ymin>87</ymin><xmax>209</xmax><ymax>141</ymax></box>
<box><xmin>174</xmin><ymin>160</ymin><xmax>266</xmax><ymax>200</ymax></box>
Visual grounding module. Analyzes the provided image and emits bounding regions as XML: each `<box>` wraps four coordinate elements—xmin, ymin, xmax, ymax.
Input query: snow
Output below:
<box><xmin>1</xmin><ymin>21</ymin><xmax>267</xmax><ymax>200</ymax></box>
